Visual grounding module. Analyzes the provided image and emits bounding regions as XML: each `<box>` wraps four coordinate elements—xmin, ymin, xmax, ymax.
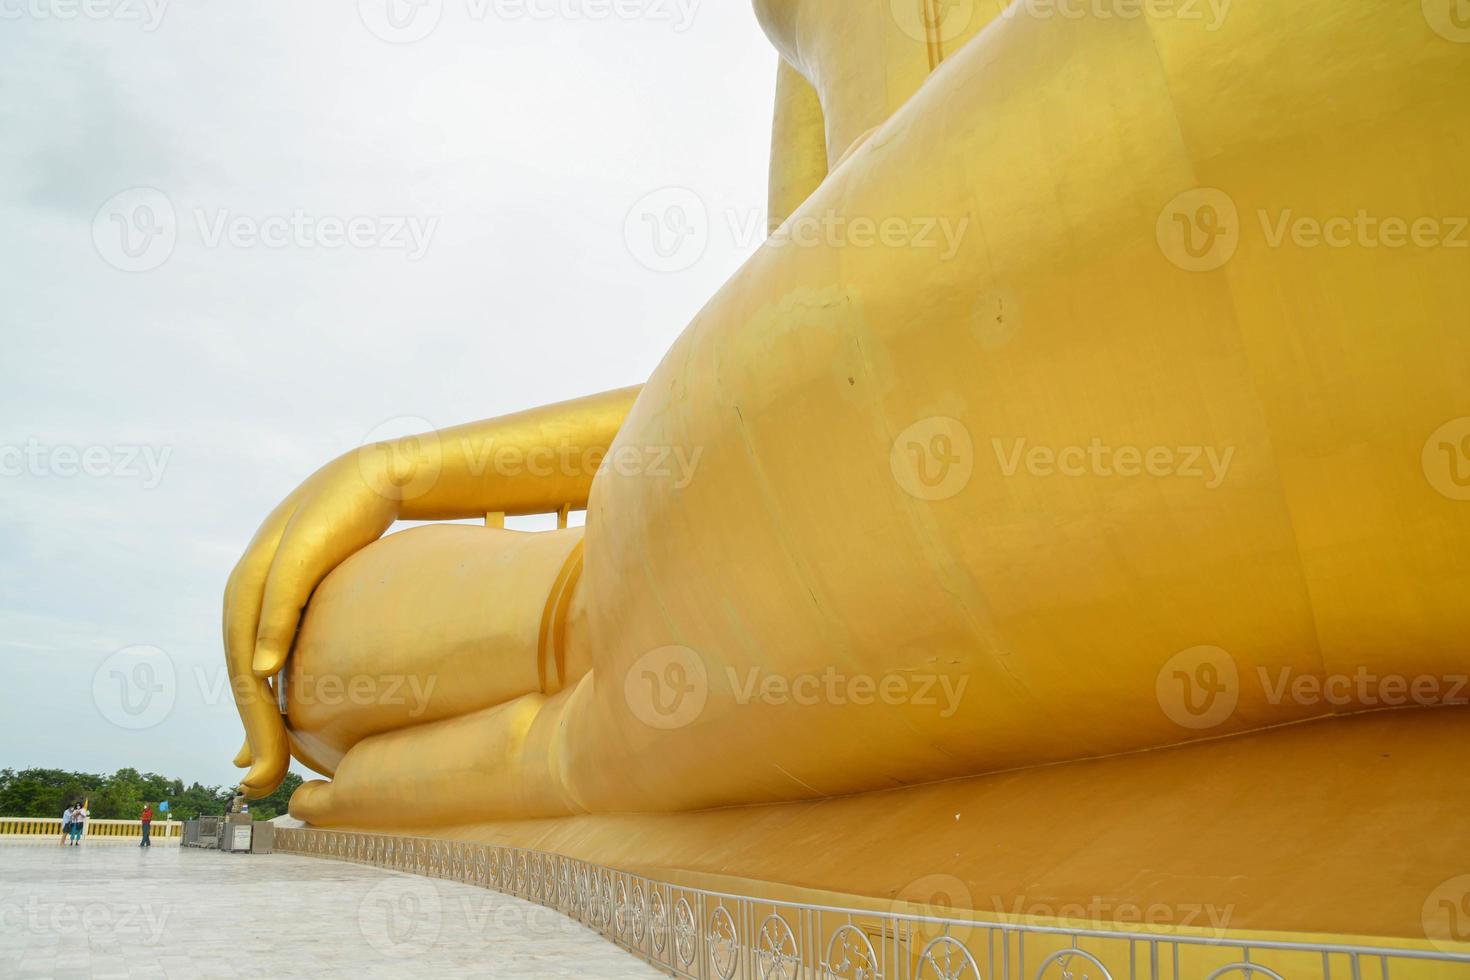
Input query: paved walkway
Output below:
<box><xmin>0</xmin><ymin>841</ymin><xmax>663</xmax><ymax>979</ymax></box>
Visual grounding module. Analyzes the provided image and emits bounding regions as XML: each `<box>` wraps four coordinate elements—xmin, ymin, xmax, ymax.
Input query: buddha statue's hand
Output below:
<box><xmin>223</xmin><ymin>444</ymin><xmax>409</xmax><ymax>795</ymax></box>
<box><xmin>234</xmin><ymin>445</ymin><xmax>412</xmax><ymax>681</ymax></box>
<box><xmin>221</xmin><ymin>387</ymin><xmax>644</xmax><ymax>797</ymax></box>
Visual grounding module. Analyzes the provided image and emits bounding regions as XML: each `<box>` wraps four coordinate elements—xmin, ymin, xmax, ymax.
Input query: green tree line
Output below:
<box><xmin>0</xmin><ymin>767</ymin><xmax>303</xmax><ymax>821</ymax></box>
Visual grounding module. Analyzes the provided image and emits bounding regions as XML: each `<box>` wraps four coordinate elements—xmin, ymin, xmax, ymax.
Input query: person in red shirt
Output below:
<box><xmin>139</xmin><ymin>805</ymin><xmax>153</xmax><ymax>847</ymax></box>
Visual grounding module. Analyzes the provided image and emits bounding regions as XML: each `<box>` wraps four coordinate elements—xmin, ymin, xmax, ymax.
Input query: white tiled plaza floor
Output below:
<box><xmin>0</xmin><ymin>840</ymin><xmax>664</xmax><ymax>979</ymax></box>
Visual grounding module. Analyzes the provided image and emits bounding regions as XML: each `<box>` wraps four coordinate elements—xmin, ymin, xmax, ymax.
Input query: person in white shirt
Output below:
<box><xmin>68</xmin><ymin>803</ymin><xmax>86</xmax><ymax>845</ymax></box>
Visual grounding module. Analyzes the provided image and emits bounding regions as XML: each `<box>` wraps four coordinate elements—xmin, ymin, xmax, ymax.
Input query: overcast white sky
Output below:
<box><xmin>0</xmin><ymin>0</ymin><xmax>777</xmax><ymax>788</ymax></box>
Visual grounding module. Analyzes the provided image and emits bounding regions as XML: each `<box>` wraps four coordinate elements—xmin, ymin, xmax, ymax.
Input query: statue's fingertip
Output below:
<box><xmin>252</xmin><ymin>646</ymin><xmax>283</xmax><ymax>677</ymax></box>
<box><xmin>241</xmin><ymin>751</ymin><xmax>289</xmax><ymax>799</ymax></box>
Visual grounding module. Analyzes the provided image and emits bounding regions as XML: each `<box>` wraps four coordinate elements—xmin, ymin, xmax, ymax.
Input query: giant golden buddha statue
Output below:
<box><xmin>223</xmin><ymin>0</ymin><xmax>1469</xmax><ymax>954</ymax></box>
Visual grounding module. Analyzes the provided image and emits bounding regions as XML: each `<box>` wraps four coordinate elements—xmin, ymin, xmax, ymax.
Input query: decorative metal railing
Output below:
<box><xmin>0</xmin><ymin>817</ymin><xmax>181</xmax><ymax>839</ymax></box>
<box><xmin>272</xmin><ymin>828</ymin><xmax>1470</xmax><ymax>978</ymax></box>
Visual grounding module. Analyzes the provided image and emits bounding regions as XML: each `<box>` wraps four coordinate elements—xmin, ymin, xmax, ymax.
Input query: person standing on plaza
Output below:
<box><xmin>70</xmin><ymin>801</ymin><xmax>87</xmax><ymax>845</ymax></box>
<box><xmin>60</xmin><ymin>804</ymin><xmax>74</xmax><ymax>846</ymax></box>
<box><xmin>139</xmin><ymin>804</ymin><xmax>153</xmax><ymax>847</ymax></box>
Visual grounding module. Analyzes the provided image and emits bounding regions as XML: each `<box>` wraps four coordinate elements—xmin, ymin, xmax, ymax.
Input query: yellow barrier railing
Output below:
<box><xmin>0</xmin><ymin>817</ymin><xmax>182</xmax><ymax>839</ymax></box>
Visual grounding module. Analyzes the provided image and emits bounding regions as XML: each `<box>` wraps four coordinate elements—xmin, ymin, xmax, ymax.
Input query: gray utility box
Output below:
<box><xmin>194</xmin><ymin>816</ymin><xmax>220</xmax><ymax>849</ymax></box>
<box><xmin>249</xmin><ymin>822</ymin><xmax>274</xmax><ymax>854</ymax></box>
<box><xmin>223</xmin><ymin>815</ymin><xmax>253</xmax><ymax>852</ymax></box>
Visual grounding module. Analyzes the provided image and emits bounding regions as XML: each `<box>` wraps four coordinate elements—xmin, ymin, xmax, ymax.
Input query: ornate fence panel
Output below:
<box><xmin>271</xmin><ymin>828</ymin><xmax>1470</xmax><ymax>979</ymax></box>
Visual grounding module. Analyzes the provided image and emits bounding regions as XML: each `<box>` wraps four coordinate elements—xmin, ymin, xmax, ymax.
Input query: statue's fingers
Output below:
<box><xmin>225</xmin><ymin>492</ymin><xmax>298</xmax><ymax>675</ymax></box>
<box><xmin>225</xmin><ymin>493</ymin><xmax>299</xmax><ymax>783</ymax></box>
<box><xmin>252</xmin><ymin>488</ymin><xmax>395</xmax><ymax>678</ymax></box>
<box><xmin>228</xmin><ymin>591</ymin><xmax>290</xmax><ymax>796</ymax></box>
<box><xmin>239</xmin><ymin>727</ymin><xmax>290</xmax><ymax>797</ymax></box>
<box><xmin>225</xmin><ymin>552</ymin><xmax>270</xmax><ymax>687</ymax></box>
